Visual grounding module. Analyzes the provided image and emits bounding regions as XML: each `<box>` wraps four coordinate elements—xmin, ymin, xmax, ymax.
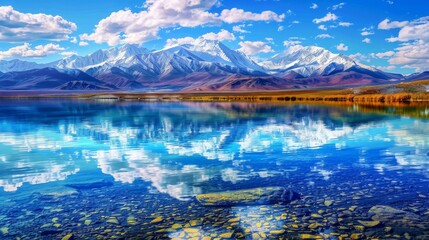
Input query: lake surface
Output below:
<box><xmin>0</xmin><ymin>100</ymin><xmax>428</xmax><ymax>239</ymax></box>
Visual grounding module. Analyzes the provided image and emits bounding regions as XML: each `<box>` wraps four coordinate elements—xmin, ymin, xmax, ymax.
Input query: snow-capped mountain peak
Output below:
<box><xmin>261</xmin><ymin>45</ymin><xmax>360</xmax><ymax>76</ymax></box>
<box><xmin>0</xmin><ymin>41</ymin><xmax>403</xmax><ymax>91</ymax></box>
<box><xmin>55</xmin><ymin>44</ymin><xmax>148</xmax><ymax>70</ymax></box>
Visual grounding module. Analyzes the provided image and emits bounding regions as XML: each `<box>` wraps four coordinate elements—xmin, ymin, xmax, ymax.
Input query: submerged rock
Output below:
<box><xmin>196</xmin><ymin>187</ymin><xmax>300</xmax><ymax>206</ymax></box>
<box><xmin>368</xmin><ymin>205</ymin><xmax>422</xmax><ymax>227</ymax></box>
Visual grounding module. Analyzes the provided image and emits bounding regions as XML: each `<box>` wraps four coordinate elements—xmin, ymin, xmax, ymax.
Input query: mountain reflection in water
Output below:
<box><xmin>0</xmin><ymin>100</ymin><xmax>428</xmax><ymax>239</ymax></box>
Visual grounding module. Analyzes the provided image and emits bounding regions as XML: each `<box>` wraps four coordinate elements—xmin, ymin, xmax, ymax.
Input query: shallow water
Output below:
<box><xmin>0</xmin><ymin>100</ymin><xmax>428</xmax><ymax>239</ymax></box>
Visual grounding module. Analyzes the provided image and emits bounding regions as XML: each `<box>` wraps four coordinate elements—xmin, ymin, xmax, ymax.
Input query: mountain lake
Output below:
<box><xmin>0</xmin><ymin>99</ymin><xmax>428</xmax><ymax>239</ymax></box>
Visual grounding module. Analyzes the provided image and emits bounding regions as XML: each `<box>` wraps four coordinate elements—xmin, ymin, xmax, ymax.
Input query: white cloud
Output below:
<box><xmin>349</xmin><ymin>53</ymin><xmax>370</xmax><ymax>62</ymax></box>
<box><xmin>316</xmin><ymin>34</ymin><xmax>334</xmax><ymax>39</ymax></box>
<box><xmin>310</xmin><ymin>3</ymin><xmax>318</xmax><ymax>9</ymax></box>
<box><xmin>277</xmin><ymin>26</ymin><xmax>284</xmax><ymax>31</ymax></box>
<box><xmin>61</xmin><ymin>51</ymin><xmax>77</xmax><ymax>57</ymax></box>
<box><xmin>202</xmin><ymin>29</ymin><xmax>236</xmax><ymax>41</ymax></box>
<box><xmin>81</xmin><ymin>0</ymin><xmax>284</xmax><ymax>46</ymax></box>
<box><xmin>378</xmin><ymin>17</ymin><xmax>429</xmax><ymax>71</ymax></box>
<box><xmin>378</xmin><ymin>18</ymin><xmax>409</xmax><ymax>30</ymax></box>
<box><xmin>339</xmin><ymin>22</ymin><xmax>353</xmax><ymax>27</ymax></box>
<box><xmin>313</xmin><ymin>12</ymin><xmax>338</xmax><ymax>24</ymax></box>
<box><xmin>283</xmin><ymin>40</ymin><xmax>301</xmax><ymax>47</ymax></box>
<box><xmin>318</xmin><ymin>25</ymin><xmax>328</xmax><ymax>31</ymax></box>
<box><xmin>165</xmin><ymin>37</ymin><xmax>196</xmax><ymax>48</ymax></box>
<box><xmin>220</xmin><ymin>8</ymin><xmax>285</xmax><ymax>23</ymax></box>
<box><xmin>0</xmin><ymin>43</ymin><xmax>64</xmax><ymax>60</ymax></box>
<box><xmin>265</xmin><ymin>37</ymin><xmax>274</xmax><ymax>43</ymax></box>
<box><xmin>376</xmin><ymin>65</ymin><xmax>396</xmax><ymax>71</ymax></box>
<box><xmin>389</xmin><ymin>40</ymin><xmax>429</xmax><ymax>71</ymax></box>
<box><xmin>336</xmin><ymin>43</ymin><xmax>348</xmax><ymax>51</ymax></box>
<box><xmin>332</xmin><ymin>3</ymin><xmax>346</xmax><ymax>10</ymax></box>
<box><xmin>362</xmin><ymin>38</ymin><xmax>371</xmax><ymax>43</ymax></box>
<box><xmin>164</xmin><ymin>29</ymin><xmax>235</xmax><ymax>48</ymax></box>
<box><xmin>238</xmin><ymin>41</ymin><xmax>273</xmax><ymax>55</ymax></box>
<box><xmin>79</xmin><ymin>41</ymin><xmax>89</xmax><ymax>46</ymax></box>
<box><xmin>292</xmin><ymin>20</ymin><xmax>300</xmax><ymax>24</ymax></box>
<box><xmin>233</xmin><ymin>25</ymin><xmax>249</xmax><ymax>33</ymax></box>
<box><xmin>388</xmin><ymin>17</ymin><xmax>429</xmax><ymax>42</ymax></box>
<box><xmin>361</xmin><ymin>31</ymin><xmax>374</xmax><ymax>36</ymax></box>
<box><xmin>70</xmin><ymin>37</ymin><xmax>78</xmax><ymax>44</ymax></box>
<box><xmin>371</xmin><ymin>51</ymin><xmax>395</xmax><ymax>58</ymax></box>
<box><xmin>0</xmin><ymin>6</ymin><xmax>77</xmax><ymax>42</ymax></box>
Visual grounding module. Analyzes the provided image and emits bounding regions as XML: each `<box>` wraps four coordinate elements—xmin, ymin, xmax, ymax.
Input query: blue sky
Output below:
<box><xmin>0</xmin><ymin>0</ymin><xmax>427</xmax><ymax>74</ymax></box>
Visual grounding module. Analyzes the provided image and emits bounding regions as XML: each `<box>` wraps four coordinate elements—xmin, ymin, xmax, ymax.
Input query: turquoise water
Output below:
<box><xmin>0</xmin><ymin>100</ymin><xmax>428</xmax><ymax>239</ymax></box>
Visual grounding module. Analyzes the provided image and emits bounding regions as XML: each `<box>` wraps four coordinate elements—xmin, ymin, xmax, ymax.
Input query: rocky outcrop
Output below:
<box><xmin>196</xmin><ymin>187</ymin><xmax>300</xmax><ymax>206</ymax></box>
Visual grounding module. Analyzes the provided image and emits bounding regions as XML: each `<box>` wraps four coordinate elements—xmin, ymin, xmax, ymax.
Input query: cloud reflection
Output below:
<box><xmin>0</xmin><ymin>101</ymin><xmax>426</xmax><ymax>201</ymax></box>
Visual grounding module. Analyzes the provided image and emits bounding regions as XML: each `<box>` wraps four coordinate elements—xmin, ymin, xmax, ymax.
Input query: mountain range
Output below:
<box><xmin>0</xmin><ymin>38</ymin><xmax>422</xmax><ymax>92</ymax></box>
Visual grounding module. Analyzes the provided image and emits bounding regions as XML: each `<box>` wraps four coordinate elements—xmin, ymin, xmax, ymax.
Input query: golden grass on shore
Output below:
<box><xmin>2</xmin><ymin>79</ymin><xmax>429</xmax><ymax>106</ymax></box>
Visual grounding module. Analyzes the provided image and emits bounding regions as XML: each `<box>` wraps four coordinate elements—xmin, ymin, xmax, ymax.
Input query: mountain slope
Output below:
<box><xmin>82</xmin><ymin>39</ymin><xmax>268</xmax><ymax>89</ymax></box>
<box><xmin>0</xmin><ymin>68</ymin><xmax>116</xmax><ymax>90</ymax></box>
<box><xmin>54</xmin><ymin>44</ymin><xmax>148</xmax><ymax>70</ymax></box>
<box><xmin>0</xmin><ymin>42</ymin><xmax>407</xmax><ymax>92</ymax></box>
<box><xmin>158</xmin><ymin>37</ymin><xmax>265</xmax><ymax>72</ymax></box>
<box><xmin>261</xmin><ymin>45</ymin><xmax>400</xmax><ymax>81</ymax></box>
<box><xmin>406</xmin><ymin>71</ymin><xmax>429</xmax><ymax>81</ymax></box>
<box><xmin>0</xmin><ymin>59</ymin><xmax>50</xmax><ymax>72</ymax></box>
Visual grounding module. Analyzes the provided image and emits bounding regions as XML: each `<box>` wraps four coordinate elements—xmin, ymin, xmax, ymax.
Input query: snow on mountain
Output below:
<box><xmin>157</xmin><ymin>37</ymin><xmax>265</xmax><ymax>73</ymax></box>
<box><xmin>0</xmin><ymin>42</ymin><xmax>406</xmax><ymax>91</ymax></box>
<box><xmin>261</xmin><ymin>45</ymin><xmax>378</xmax><ymax>77</ymax></box>
<box><xmin>54</xmin><ymin>44</ymin><xmax>149</xmax><ymax>70</ymax></box>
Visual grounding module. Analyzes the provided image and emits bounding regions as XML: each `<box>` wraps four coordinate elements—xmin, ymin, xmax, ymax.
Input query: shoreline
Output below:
<box><xmin>1</xmin><ymin>80</ymin><xmax>429</xmax><ymax>106</ymax></box>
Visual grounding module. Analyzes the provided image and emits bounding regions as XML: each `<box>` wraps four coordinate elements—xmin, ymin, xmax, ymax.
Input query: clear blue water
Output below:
<box><xmin>0</xmin><ymin>100</ymin><xmax>428</xmax><ymax>239</ymax></box>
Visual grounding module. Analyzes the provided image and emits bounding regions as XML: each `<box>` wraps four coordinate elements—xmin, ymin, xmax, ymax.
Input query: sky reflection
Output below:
<box><xmin>0</xmin><ymin>101</ymin><xmax>428</xmax><ymax>200</ymax></box>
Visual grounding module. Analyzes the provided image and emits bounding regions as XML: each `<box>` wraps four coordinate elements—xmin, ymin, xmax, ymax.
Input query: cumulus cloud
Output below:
<box><xmin>378</xmin><ymin>18</ymin><xmax>409</xmax><ymax>30</ymax></box>
<box><xmin>0</xmin><ymin>6</ymin><xmax>76</xmax><ymax>42</ymax></box>
<box><xmin>202</xmin><ymin>29</ymin><xmax>236</xmax><ymax>41</ymax></box>
<box><xmin>375</xmin><ymin>65</ymin><xmax>396</xmax><ymax>71</ymax></box>
<box><xmin>316</xmin><ymin>34</ymin><xmax>334</xmax><ymax>39</ymax></box>
<box><xmin>310</xmin><ymin>3</ymin><xmax>318</xmax><ymax>9</ymax></box>
<box><xmin>238</xmin><ymin>41</ymin><xmax>273</xmax><ymax>55</ymax></box>
<box><xmin>283</xmin><ymin>40</ymin><xmax>301</xmax><ymax>47</ymax></box>
<box><xmin>332</xmin><ymin>3</ymin><xmax>346</xmax><ymax>10</ymax></box>
<box><xmin>81</xmin><ymin>0</ymin><xmax>284</xmax><ymax>46</ymax></box>
<box><xmin>165</xmin><ymin>37</ymin><xmax>196</xmax><ymax>48</ymax></box>
<box><xmin>371</xmin><ymin>51</ymin><xmax>395</xmax><ymax>58</ymax></box>
<box><xmin>70</xmin><ymin>37</ymin><xmax>78</xmax><ymax>44</ymax></box>
<box><xmin>60</xmin><ymin>51</ymin><xmax>77</xmax><ymax>57</ymax></box>
<box><xmin>339</xmin><ymin>22</ymin><xmax>353</xmax><ymax>27</ymax></box>
<box><xmin>233</xmin><ymin>25</ymin><xmax>249</xmax><ymax>33</ymax></box>
<box><xmin>0</xmin><ymin>43</ymin><xmax>64</xmax><ymax>59</ymax></box>
<box><xmin>361</xmin><ymin>31</ymin><xmax>374</xmax><ymax>36</ymax></box>
<box><xmin>79</xmin><ymin>41</ymin><xmax>89</xmax><ymax>46</ymax></box>
<box><xmin>220</xmin><ymin>8</ymin><xmax>285</xmax><ymax>23</ymax></box>
<box><xmin>164</xmin><ymin>29</ymin><xmax>235</xmax><ymax>48</ymax></box>
<box><xmin>382</xmin><ymin>17</ymin><xmax>429</xmax><ymax>71</ymax></box>
<box><xmin>318</xmin><ymin>25</ymin><xmax>328</xmax><ymax>31</ymax></box>
<box><xmin>313</xmin><ymin>12</ymin><xmax>338</xmax><ymax>24</ymax></box>
<box><xmin>389</xmin><ymin>40</ymin><xmax>429</xmax><ymax>71</ymax></box>
<box><xmin>349</xmin><ymin>53</ymin><xmax>370</xmax><ymax>62</ymax></box>
<box><xmin>387</xmin><ymin>17</ymin><xmax>429</xmax><ymax>42</ymax></box>
<box><xmin>336</xmin><ymin>43</ymin><xmax>348</xmax><ymax>51</ymax></box>
<box><xmin>362</xmin><ymin>38</ymin><xmax>371</xmax><ymax>43</ymax></box>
